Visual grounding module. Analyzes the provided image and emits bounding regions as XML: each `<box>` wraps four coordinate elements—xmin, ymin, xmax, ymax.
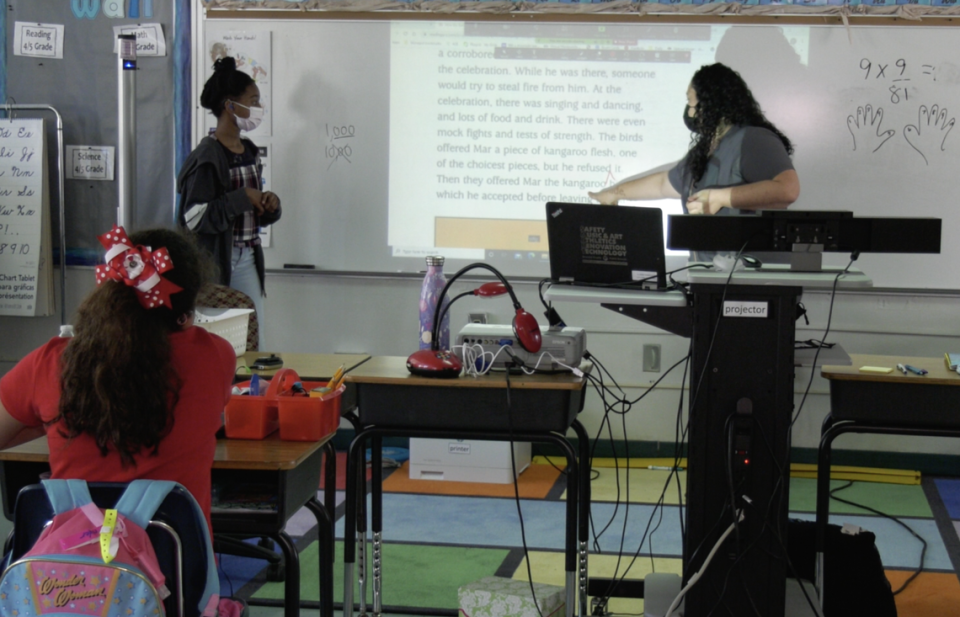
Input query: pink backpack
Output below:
<box><xmin>0</xmin><ymin>479</ymin><xmax>227</xmax><ymax>616</ymax></box>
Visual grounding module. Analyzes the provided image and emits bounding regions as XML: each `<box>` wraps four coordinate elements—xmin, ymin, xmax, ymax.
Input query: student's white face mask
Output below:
<box><xmin>231</xmin><ymin>101</ymin><xmax>263</xmax><ymax>132</ymax></box>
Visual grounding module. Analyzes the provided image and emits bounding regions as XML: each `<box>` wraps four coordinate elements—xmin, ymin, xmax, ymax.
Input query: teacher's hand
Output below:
<box><xmin>687</xmin><ymin>189</ymin><xmax>730</xmax><ymax>215</ymax></box>
<box><xmin>588</xmin><ymin>188</ymin><xmax>621</xmax><ymax>206</ymax></box>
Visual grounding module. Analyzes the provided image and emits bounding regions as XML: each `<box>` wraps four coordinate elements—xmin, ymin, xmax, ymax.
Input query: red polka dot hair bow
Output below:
<box><xmin>93</xmin><ymin>225</ymin><xmax>183</xmax><ymax>309</ymax></box>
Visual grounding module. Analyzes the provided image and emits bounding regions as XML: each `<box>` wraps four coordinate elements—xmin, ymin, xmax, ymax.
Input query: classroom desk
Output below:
<box><xmin>342</xmin><ymin>356</ymin><xmax>592</xmax><ymax>617</ymax></box>
<box><xmin>238</xmin><ymin>352</ymin><xmax>371</xmax><ymax>379</ymax></box>
<box><xmin>816</xmin><ymin>354</ymin><xmax>960</xmax><ymax>611</ymax></box>
<box><xmin>0</xmin><ymin>434</ymin><xmax>335</xmax><ymax>617</ymax></box>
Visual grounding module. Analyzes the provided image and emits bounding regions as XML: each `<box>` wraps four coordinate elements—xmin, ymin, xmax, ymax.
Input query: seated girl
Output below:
<box><xmin>0</xmin><ymin>226</ymin><xmax>237</xmax><ymax>533</ymax></box>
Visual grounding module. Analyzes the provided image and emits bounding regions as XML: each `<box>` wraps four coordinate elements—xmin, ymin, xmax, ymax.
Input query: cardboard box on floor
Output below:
<box><xmin>459</xmin><ymin>576</ymin><xmax>565</xmax><ymax>617</ymax></box>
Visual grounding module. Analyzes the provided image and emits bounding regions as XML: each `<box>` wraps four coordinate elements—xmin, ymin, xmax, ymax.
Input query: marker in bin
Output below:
<box><xmin>311</xmin><ymin>365</ymin><xmax>345</xmax><ymax>397</ymax></box>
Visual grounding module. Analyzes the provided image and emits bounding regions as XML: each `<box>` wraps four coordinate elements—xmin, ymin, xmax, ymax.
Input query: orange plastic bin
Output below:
<box><xmin>224</xmin><ymin>368</ymin><xmax>300</xmax><ymax>439</ymax></box>
<box><xmin>278</xmin><ymin>381</ymin><xmax>345</xmax><ymax>442</ymax></box>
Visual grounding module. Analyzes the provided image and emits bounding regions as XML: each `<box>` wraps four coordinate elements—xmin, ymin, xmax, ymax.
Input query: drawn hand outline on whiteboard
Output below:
<box><xmin>847</xmin><ymin>104</ymin><xmax>895</xmax><ymax>153</ymax></box>
<box><xmin>903</xmin><ymin>104</ymin><xmax>955</xmax><ymax>165</ymax></box>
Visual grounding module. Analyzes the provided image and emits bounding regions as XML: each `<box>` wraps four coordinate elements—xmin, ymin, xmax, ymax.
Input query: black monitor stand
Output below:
<box><xmin>599</xmin><ymin>282</ymin><xmax>800</xmax><ymax>617</ymax></box>
<box><xmin>682</xmin><ymin>283</ymin><xmax>799</xmax><ymax>617</ymax></box>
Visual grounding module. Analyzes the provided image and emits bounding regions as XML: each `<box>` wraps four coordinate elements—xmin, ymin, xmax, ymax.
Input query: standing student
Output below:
<box><xmin>588</xmin><ymin>63</ymin><xmax>799</xmax><ymax>217</ymax></box>
<box><xmin>0</xmin><ymin>227</ymin><xmax>236</xmax><ymax>533</ymax></box>
<box><xmin>177</xmin><ymin>56</ymin><xmax>280</xmax><ymax>349</ymax></box>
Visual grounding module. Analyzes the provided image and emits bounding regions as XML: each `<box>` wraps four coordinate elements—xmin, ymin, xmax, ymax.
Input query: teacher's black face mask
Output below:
<box><xmin>683</xmin><ymin>105</ymin><xmax>699</xmax><ymax>133</ymax></box>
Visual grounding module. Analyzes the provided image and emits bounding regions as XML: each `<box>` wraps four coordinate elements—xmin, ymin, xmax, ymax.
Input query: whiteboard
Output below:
<box><xmin>199</xmin><ymin>19</ymin><xmax>960</xmax><ymax>289</ymax></box>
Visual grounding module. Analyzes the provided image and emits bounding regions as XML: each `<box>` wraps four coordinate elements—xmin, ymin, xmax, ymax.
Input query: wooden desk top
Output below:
<box><xmin>345</xmin><ymin>355</ymin><xmax>590</xmax><ymax>391</ymax></box>
<box><xmin>0</xmin><ymin>434</ymin><xmax>330</xmax><ymax>471</ymax></box>
<box><xmin>822</xmin><ymin>354</ymin><xmax>960</xmax><ymax>386</ymax></box>
<box><xmin>237</xmin><ymin>352</ymin><xmax>370</xmax><ymax>380</ymax></box>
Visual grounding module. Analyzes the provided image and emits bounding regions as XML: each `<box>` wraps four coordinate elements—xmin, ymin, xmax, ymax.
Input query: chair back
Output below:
<box><xmin>196</xmin><ymin>283</ymin><xmax>259</xmax><ymax>351</ymax></box>
<box><xmin>9</xmin><ymin>482</ymin><xmax>212</xmax><ymax>617</ymax></box>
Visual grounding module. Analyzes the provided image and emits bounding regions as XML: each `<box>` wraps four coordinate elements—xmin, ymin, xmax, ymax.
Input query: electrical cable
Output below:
<box><xmin>829</xmin><ymin>480</ymin><xmax>927</xmax><ymax>595</ymax></box>
<box><xmin>664</xmin><ymin>510</ymin><xmax>745</xmax><ymax>617</ymax></box>
<box><xmin>790</xmin><ymin>252</ymin><xmax>860</xmax><ymax>430</ymax></box>
<box><xmin>590</xmin><ymin>352</ymin><xmax>693</xmax><ymax>606</ymax></box>
<box><xmin>504</xmin><ymin>367</ymin><xmax>545</xmax><ymax>617</ymax></box>
<box><xmin>577</xmin><ymin>350</ymin><xmax>690</xmax><ymax>606</ymax></box>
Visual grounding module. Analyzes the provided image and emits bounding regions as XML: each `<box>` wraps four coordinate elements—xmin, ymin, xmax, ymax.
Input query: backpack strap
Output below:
<box><xmin>115</xmin><ymin>479</ymin><xmax>176</xmax><ymax>528</ymax></box>
<box><xmin>41</xmin><ymin>479</ymin><xmax>93</xmax><ymax>515</ymax></box>
<box><xmin>119</xmin><ymin>480</ymin><xmax>221</xmax><ymax>616</ymax></box>
<box><xmin>167</xmin><ymin>482</ymin><xmax>221</xmax><ymax>616</ymax></box>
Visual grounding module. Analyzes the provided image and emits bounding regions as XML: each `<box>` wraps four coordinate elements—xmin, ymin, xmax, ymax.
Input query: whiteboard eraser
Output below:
<box><xmin>859</xmin><ymin>365</ymin><xmax>893</xmax><ymax>374</ymax></box>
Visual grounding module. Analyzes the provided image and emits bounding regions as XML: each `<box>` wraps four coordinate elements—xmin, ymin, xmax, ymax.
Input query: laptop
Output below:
<box><xmin>545</xmin><ymin>202</ymin><xmax>667</xmax><ymax>289</ymax></box>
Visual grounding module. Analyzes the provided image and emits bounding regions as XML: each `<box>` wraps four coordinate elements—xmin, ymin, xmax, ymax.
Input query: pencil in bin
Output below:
<box><xmin>310</xmin><ymin>365</ymin><xmax>345</xmax><ymax>397</ymax></box>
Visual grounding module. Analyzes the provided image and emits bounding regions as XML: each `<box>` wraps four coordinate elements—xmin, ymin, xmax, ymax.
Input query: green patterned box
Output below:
<box><xmin>459</xmin><ymin>577</ymin><xmax>566</xmax><ymax>617</ymax></box>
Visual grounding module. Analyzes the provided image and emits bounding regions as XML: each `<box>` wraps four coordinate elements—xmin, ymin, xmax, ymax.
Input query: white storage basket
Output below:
<box><xmin>194</xmin><ymin>308</ymin><xmax>253</xmax><ymax>356</ymax></box>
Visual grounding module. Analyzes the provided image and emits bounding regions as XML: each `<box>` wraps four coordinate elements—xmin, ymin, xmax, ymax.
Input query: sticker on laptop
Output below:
<box><xmin>632</xmin><ymin>271</ymin><xmax>658</xmax><ymax>281</ymax></box>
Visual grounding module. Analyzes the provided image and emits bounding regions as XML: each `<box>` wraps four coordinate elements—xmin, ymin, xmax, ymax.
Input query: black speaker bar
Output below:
<box><xmin>667</xmin><ymin>211</ymin><xmax>941</xmax><ymax>254</ymax></box>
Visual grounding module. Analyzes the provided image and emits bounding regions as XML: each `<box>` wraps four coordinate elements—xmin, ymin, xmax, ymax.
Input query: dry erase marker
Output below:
<box><xmin>896</xmin><ymin>363</ymin><xmax>909</xmax><ymax>375</ymax></box>
<box><xmin>904</xmin><ymin>364</ymin><xmax>928</xmax><ymax>376</ymax></box>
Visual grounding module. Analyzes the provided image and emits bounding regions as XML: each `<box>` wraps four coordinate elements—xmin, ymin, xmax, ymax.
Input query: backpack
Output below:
<box><xmin>0</xmin><ymin>479</ymin><xmax>222</xmax><ymax>617</ymax></box>
<box><xmin>787</xmin><ymin>518</ymin><xmax>897</xmax><ymax>617</ymax></box>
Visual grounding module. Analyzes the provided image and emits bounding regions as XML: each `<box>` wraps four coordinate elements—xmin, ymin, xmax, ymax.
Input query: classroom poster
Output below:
<box><xmin>0</xmin><ymin>119</ymin><xmax>54</xmax><ymax>317</ymax></box>
<box><xmin>204</xmin><ymin>30</ymin><xmax>273</xmax><ymax>138</ymax></box>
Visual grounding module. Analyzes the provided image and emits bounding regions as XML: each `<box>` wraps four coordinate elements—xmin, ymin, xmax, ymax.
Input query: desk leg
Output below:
<box><xmin>344</xmin><ymin>431</ymin><xmax>369</xmax><ymax>617</ymax></box>
<box><xmin>547</xmin><ymin>433</ymin><xmax>579</xmax><ymax>617</ymax></box>
<box><xmin>306</xmin><ymin>498</ymin><xmax>334</xmax><ymax>617</ymax></box>
<box><xmin>273</xmin><ymin>531</ymin><xmax>300</xmax><ymax>617</ymax></box>
<box><xmin>324</xmin><ymin>441</ymin><xmax>337</xmax><ymax>520</ymax></box>
<box><xmin>571</xmin><ymin>420</ymin><xmax>590</xmax><ymax>617</ymax></box>
<box><xmin>815</xmin><ymin>417</ymin><xmax>849</xmax><ymax>616</ymax></box>
<box><xmin>371</xmin><ymin>436</ymin><xmax>383</xmax><ymax>617</ymax></box>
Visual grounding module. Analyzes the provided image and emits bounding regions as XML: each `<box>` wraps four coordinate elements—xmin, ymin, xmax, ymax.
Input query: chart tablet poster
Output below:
<box><xmin>204</xmin><ymin>30</ymin><xmax>272</xmax><ymax>138</ymax></box>
<box><xmin>0</xmin><ymin>119</ymin><xmax>54</xmax><ymax>317</ymax></box>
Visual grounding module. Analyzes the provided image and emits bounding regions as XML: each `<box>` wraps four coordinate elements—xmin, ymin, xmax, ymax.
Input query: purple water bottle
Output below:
<box><xmin>419</xmin><ymin>256</ymin><xmax>450</xmax><ymax>351</ymax></box>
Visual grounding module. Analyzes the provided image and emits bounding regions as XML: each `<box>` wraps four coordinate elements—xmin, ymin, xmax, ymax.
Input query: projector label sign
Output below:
<box><xmin>723</xmin><ymin>301</ymin><xmax>769</xmax><ymax>318</ymax></box>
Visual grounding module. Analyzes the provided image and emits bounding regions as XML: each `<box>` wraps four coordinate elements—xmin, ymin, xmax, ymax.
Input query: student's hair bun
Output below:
<box><xmin>212</xmin><ymin>56</ymin><xmax>237</xmax><ymax>74</ymax></box>
<box><xmin>200</xmin><ymin>56</ymin><xmax>253</xmax><ymax>116</ymax></box>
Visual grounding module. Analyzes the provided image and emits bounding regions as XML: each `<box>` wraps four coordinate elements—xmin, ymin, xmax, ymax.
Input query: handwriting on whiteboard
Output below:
<box><xmin>849</xmin><ymin>57</ymin><xmax>958</xmax><ymax>165</ymax></box>
<box><xmin>325</xmin><ymin>123</ymin><xmax>355</xmax><ymax>169</ymax></box>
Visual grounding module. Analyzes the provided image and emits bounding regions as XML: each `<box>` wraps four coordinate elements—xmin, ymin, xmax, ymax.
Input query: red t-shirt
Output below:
<box><xmin>0</xmin><ymin>327</ymin><xmax>236</xmax><ymax>533</ymax></box>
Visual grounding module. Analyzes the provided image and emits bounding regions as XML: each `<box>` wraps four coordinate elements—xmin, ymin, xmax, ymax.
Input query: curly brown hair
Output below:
<box><xmin>56</xmin><ymin>228</ymin><xmax>206</xmax><ymax>467</ymax></box>
<box><xmin>685</xmin><ymin>63</ymin><xmax>793</xmax><ymax>184</ymax></box>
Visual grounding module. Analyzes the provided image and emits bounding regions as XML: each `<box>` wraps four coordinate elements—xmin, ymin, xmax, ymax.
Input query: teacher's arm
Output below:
<box><xmin>589</xmin><ymin>170</ymin><xmax>681</xmax><ymax>205</ymax></box>
<box><xmin>689</xmin><ymin>169</ymin><xmax>800</xmax><ymax>214</ymax></box>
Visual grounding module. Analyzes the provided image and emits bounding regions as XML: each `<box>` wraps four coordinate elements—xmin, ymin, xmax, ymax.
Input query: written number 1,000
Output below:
<box><xmin>0</xmin><ymin>243</ymin><xmax>30</xmax><ymax>255</ymax></box>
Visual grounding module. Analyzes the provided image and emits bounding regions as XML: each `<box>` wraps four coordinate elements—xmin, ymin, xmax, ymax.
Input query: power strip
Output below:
<box><xmin>455</xmin><ymin>323</ymin><xmax>586</xmax><ymax>371</ymax></box>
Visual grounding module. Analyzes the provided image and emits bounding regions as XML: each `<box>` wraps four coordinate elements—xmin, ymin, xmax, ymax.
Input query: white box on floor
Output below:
<box><xmin>409</xmin><ymin>438</ymin><xmax>531</xmax><ymax>484</ymax></box>
<box><xmin>459</xmin><ymin>576</ymin><xmax>565</xmax><ymax>617</ymax></box>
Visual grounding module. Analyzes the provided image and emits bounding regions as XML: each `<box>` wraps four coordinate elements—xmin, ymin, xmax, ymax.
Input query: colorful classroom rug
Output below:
<box><xmin>216</xmin><ymin>462</ymin><xmax>960</xmax><ymax>617</ymax></box>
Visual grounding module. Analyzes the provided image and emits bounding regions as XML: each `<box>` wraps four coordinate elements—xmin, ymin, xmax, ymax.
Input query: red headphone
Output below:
<box><xmin>406</xmin><ymin>263</ymin><xmax>542</xmax><ymax>378</ymax></box>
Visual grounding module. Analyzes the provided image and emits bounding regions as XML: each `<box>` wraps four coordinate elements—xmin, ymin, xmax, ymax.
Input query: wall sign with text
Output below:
<box><xmin>66</xmin><ymin>146</ymin><xmax>116</xmax><ymax>181</ymax></box>
<box><xmin>13</xmin><ymin>22</ymin><xmax>65</xmax><ymax>60</ymax></box>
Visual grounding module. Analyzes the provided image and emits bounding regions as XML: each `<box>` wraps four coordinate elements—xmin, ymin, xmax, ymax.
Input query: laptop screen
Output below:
<box><xmin>545</xmin><ymin>202</ymin><xmax>666</xmax><ymax>289</ymax></box>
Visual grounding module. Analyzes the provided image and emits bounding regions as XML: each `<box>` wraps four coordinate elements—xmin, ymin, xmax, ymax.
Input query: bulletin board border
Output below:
<box><xmin>201</xmin><ymin>1</ymin><xmax>960</xmax><ymax>25</ymax></box>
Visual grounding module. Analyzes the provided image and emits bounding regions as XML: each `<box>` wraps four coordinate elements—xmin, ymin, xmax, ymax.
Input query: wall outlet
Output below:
<box><xmin>468</xmin><ymin>312</ymin><xmax>488</xmax><ymax>324</ymax></box>
<box><xmin>642</xmin><ymin>344</ymin><xmax>661</xmax><ymax>372</ymax></box>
